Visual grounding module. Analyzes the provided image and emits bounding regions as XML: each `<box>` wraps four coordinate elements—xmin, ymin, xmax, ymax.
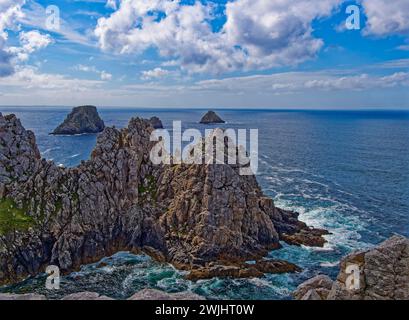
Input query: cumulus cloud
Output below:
<box><xmin>8</xmin><ymin>30</ymin><xmax>53</xmax><ymax>62</ymax></box>
<box><xmin>0</xmin><ymin>0</ymin><xmax>25</xmax><ymax>77</ymax></box>
<box><xmin>141</xmin><ymin>67</ymin><xmax>170</xmax><ymax>80</ymax></box>
<box><xmin>95</xmin><ymin>0</ymin><xmax>343</xmax><ymax>74</ymax></box>
<box><xmin>361</xmin><ymin>0</ymin><xmax>409</xmax><ymax>36</ymax></box>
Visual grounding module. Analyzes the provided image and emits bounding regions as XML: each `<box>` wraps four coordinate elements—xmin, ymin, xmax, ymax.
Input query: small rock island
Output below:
<box><xmin>148</xmin><ymin>116</ymin><xmax>163</xmax><ymax>129</ymax></box>
<box><xmin>200</xmin><ymin>111</ymin><xmax>225</xmax><ymax>124</ymax></box>
<box><xmin>51</xmin><ymin>105</ymin><xmax>105</xmax><ymax>135</ymax></box>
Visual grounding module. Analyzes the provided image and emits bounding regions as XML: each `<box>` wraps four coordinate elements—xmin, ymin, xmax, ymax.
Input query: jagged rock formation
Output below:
<box><xmin>199</xmin><ymin>111</ymin><xmax>225</xmax><ymax>124</ymax></box>
<box><xmin>293</xmin><ymin>235</ymin><xmax>409</xmax><ymax>300</ymax></box>
<box><xmin>0</xmin><ymin>112</ymin><xmax>327</xmax><ymax>285</ymax></box>
<box><xmin>51</xmin><ymin>106</ymin><xmax>105</xmax><ymax>135</ymax></box>
<box><xmin>148</xmin><ymin>117</ymin><xmax>163</xmax><ymax>129</ymax></box>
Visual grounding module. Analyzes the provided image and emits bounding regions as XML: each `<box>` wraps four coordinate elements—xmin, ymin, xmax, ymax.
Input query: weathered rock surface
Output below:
<box><xmin>51</xmin><ymin>106</ymin><xmax>105</xmax><ymax>135</ymax></box>
<box><xmin>128</xmin><ymin>289</ymin><xmax>204</xmax><ymax>300</ymax></box>
<box><xmin>61</xmin><ymin>292</ymin><xmax>114</xmax><ymax>300</ymax></box>
<box><xmin>199</xmin><ymin>111</ymin><xmax>225</xmax><ymax>124</ymax></box>
<box><xmin>0</xmin><ymin>112</ymin><xmax>326</xmax><ymax>285</ymax></box>
<box><xmin>148</xmin><ymin>117</ymin><xmax>163</xmax><ymax>129</ymax></box>
<box><xmin>186</xmin><ymin>259</ymin><xmax>301</xmax><ymax>281</ymax></box>
<box><xmin>0</xmin><ymin>293</ymin><xmax>47</xmax><ymax>300</ymax></box>
<box><xmin>293</xmin><ymin>235</ymin><xmax>409</xmax><ymax>300</ymax></box>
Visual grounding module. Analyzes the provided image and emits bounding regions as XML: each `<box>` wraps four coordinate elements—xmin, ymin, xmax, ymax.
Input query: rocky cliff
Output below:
<box><xmin>293</xmin><ymin>235</ymin><xmax>409</xmax><ymax>300</ymax></box>
<box><xmin>0</xmin><ymin>112</ymin><xmax>327</xmax><ymax>285</ymax></box>
<box><xmin>51</xmin><ymin>106</ymin><xmax>105</xmax><ymax>135</ymax></box>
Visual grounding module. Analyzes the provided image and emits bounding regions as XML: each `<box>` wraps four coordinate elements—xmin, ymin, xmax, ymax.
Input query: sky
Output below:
<box><xmin>0</xmin><ymin>0</ymin><xmax>408</xmax><ymax>109</ymax></box>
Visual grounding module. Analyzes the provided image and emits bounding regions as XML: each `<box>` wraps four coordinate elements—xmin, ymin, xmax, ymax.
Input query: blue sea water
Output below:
<box><xmin>1</xmin><ymin>107</ymin><xmax>408</xmax><ymax>300</ymax></box>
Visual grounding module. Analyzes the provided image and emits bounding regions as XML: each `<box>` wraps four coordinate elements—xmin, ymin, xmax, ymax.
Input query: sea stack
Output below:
<box><xmin>51</xmin><ymin>105</ymin><xmax>105</xmax><ymax>135</ymax></box>
<box><xmin>200</xmin><ymin>111</ymin><xmax>225</xmax><ymax>124</ymax></box>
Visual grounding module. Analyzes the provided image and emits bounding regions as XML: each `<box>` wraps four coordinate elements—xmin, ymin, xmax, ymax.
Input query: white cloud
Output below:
<box><xmin>361</xmin><ymin>0</ymin><xmax>409</xmax><ymax>36</ymax></box>
<box><xmin>74</xmin><ymin>63</ymin><xmax>112</xmax><ymax>81</ymax></box>
<box><xmin>8</xmin><ymin>30</ymin><xmax>52</xmax><ymax>62</ymax></box>
<box><xmin>19</xmin><ymin>0</ymin><xmax>92</xmax><ymax>46</ymax></box>
<box><xmin>94</xmin><ymin>0</ymin><xmax>343</xmax><ymax>74</ymax></box>
<box><xmin>0</xmin><ymin>66</ymin><xmax>103</xmax><ymax>90</ymax></box>
<box><xmin>0</xmin><ymin>0</ymin><xmax>25</xmax><ymax>77</ymax></box>
<box><xmin>141</xmin><ymin>67</ymin><xmax>170</xmax><ymax>80</ymax></box>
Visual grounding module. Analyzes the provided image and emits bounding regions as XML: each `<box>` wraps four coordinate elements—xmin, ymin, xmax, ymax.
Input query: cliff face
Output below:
<box><xmin>51</xmin><ymin>106</ymin><xmax>105</xmax><ymax>135</ymax></box>
<box><xmin>0</xmin><ymin>112</ymin><xmax>326</xmax><ymax>284</ymax></box>
<box><xmin>294</xmin><ymin>235</ymin><xmax>409</xmax><ymax>300</ymax></box>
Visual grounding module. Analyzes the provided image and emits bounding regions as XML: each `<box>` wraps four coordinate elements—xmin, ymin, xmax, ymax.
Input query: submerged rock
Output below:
<box><xmin>0</xmin><ymin>112</ymin><xmax>326</xmax><ymax>285</ymax></box>
<box><xmin>51</xmin><ymin>105</ymin><xmax>105</xmax><ymax>135</ymax></box>
<box><xmin>293</xmin><ymin>235</ymin><xmax>409</xmax><ymax>300</ymax></box>
<box><xmin>199</xmin><ymin>111</ymin><xmax>225</xmax><ymax>124</ymax></box>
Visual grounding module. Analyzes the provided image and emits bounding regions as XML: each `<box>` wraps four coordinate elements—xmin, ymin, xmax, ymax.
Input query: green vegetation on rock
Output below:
<box><xmin>0</xmin><ymin>198</ymin><xmax>34</xmax><ymax>236</ymax></box>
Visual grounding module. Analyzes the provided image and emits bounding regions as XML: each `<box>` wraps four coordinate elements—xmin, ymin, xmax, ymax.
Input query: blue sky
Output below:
<box><xmin>0</xmin><ymin>0</ymin><xmax>408</xmax><ymax>108</ymax></box>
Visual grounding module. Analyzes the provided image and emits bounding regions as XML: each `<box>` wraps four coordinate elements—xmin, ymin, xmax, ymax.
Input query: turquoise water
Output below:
<box><xmin>1</xmin><ymin>107</ymin><xmax>408</xmax><ymax>300</ymax></box>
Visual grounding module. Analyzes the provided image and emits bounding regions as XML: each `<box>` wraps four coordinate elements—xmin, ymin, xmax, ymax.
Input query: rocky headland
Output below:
<box><xmin>51</xmin><ymin>105</ymin><xmax>105</xmax><ymax>135</ymax></box>
<box><xmin>0</xmin><ymin>111</ymin><xmax>327</xmax><ymax>286</ymax></box>
<box><xmin>199</xmin><ymin>111</ymin><xmax>225</xmax><ymax>124</ymax></box>
<box><xmin>293</xmin><ymin>235</ymin><xmax>409</xmax><ymax>300</ymax></box>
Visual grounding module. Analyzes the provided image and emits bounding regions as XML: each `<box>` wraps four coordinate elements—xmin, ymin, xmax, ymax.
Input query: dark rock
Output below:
<box><xmin>199</xmin><ymin>111</ymin><xmax>225</xmax><ymax>124</ymax></box>
<box><xmin>186</xmin><ymin>259</ymin><xmax>301</xmax><ymax>281</ymax></box>
<box><xmin>148</xmin><ymin>116</ymin><xmax>163</xmax><ymax>129</ymax></box>
<box><xmin>51</xmin><ymin>105</ymin><xmax>105</xmax><ymax>135</ymax></box>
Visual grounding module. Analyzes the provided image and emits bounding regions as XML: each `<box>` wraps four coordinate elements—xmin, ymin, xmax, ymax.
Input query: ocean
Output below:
<box><xmin>1</xmin><ymin>107</ymin><xmax>408</xmax><ymax>300</ymax></box>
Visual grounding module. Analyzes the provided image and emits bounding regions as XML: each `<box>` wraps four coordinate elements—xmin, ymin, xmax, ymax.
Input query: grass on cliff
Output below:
<box><xmin>0</xmin><ymin>198</ymin><xmax>34</xmax><ymax>236</ymax></box>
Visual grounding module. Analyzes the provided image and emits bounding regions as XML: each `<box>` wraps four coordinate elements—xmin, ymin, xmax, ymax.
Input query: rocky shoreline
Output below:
<box><xmin>293</xmin><ymin>235</ymin><xmax>409</xmax><ymax>300</ymax></box>
<box><xmin>0</xmin><ymin>112</ymin><xmax>328</xmax><ymax>286</ymax></box>
<box><xmin>0</xmin><ymin>289</ymin><xmax>205</xmax><ymax>300</ymax></box>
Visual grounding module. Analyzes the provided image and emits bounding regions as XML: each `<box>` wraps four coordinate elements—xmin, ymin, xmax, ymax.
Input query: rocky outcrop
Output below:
<box><xmin>186</xmin><ymin>259</ymin><xmax>301</xmax><ymax>281</ymax></box>
<box><xmin>293</xmin><ymin>235</ymin><xmax>409</xmax><ymax>300</ymax></box>
<box><xmin>199</xmin><ymin>111</ymin><xmax>225</xmax><ymax>124</ymax></box>
<box><xmin>148</xmin><ymin>117</ymin><xmax>163</xmax><ymax>129</ymax></box>
<box><xmin>0</xmin><ymin>112</ymin><xmax>326</xmax><ymax>285</ymax></box>
<box><xmin>51</xmin><ymin>106</ymin><xmax>105</xmax><ymax>135</ymax></box>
